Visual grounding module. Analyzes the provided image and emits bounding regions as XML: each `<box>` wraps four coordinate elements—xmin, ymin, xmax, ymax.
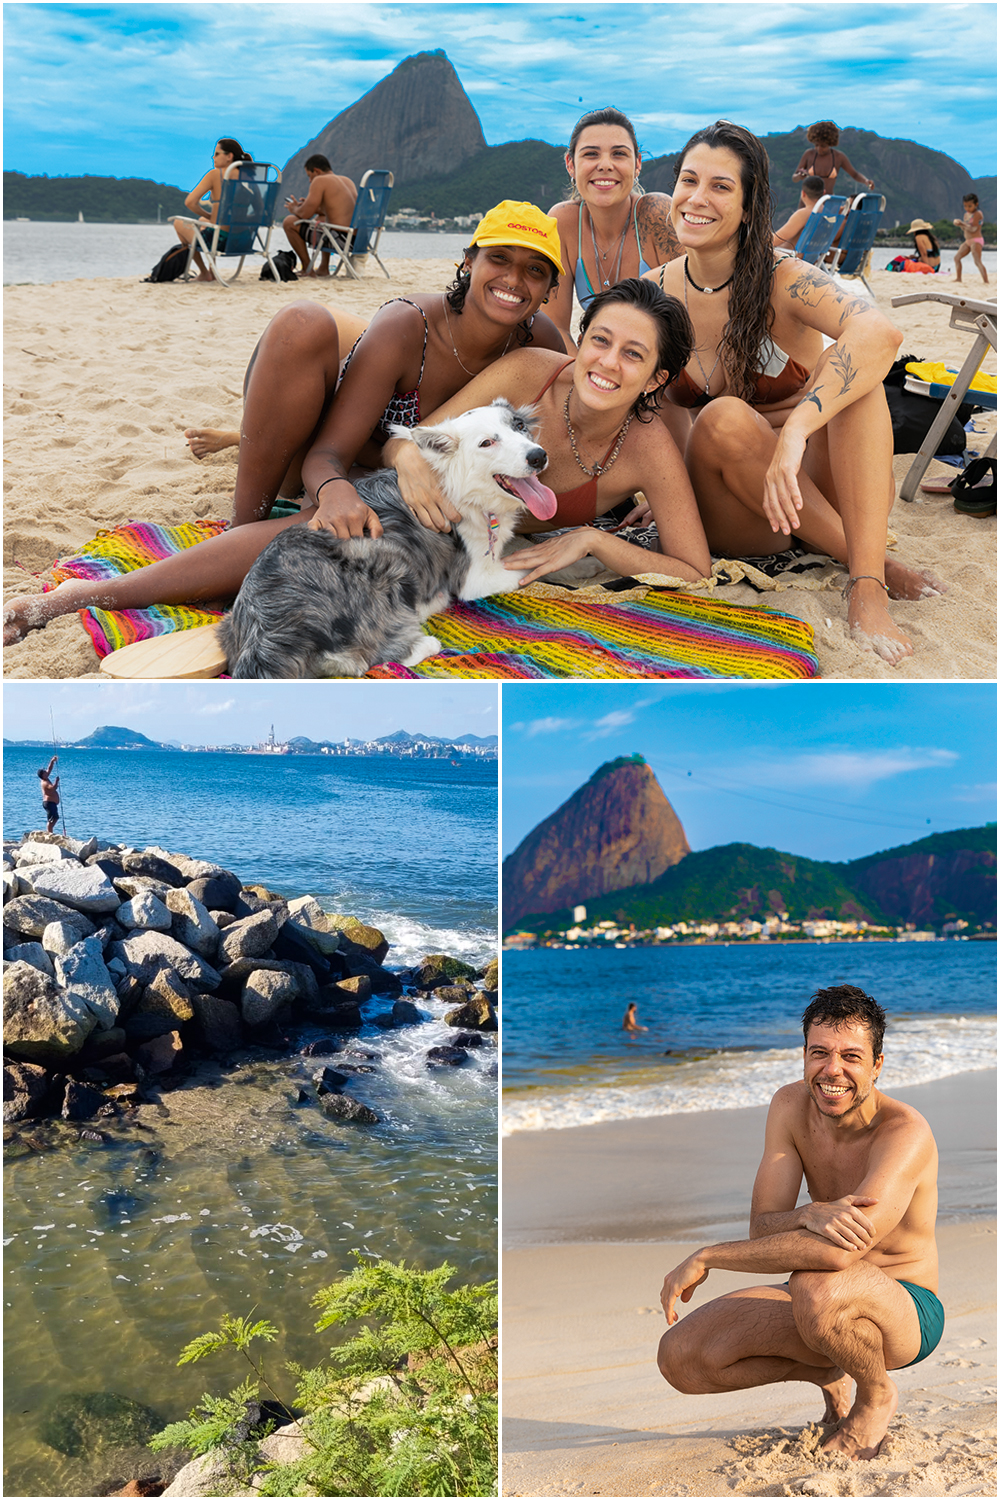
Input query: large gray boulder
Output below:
<box><xmin>286</xmin><ymin>896</ymin><xmax>344</xmax><ymax>955</ymax></box>
<box><xmin>26</xmin><ymin>862</ymin><xmax>120</xmax><ymax>915</ymax></box>
<box><xmin>186</xmin><ymin>871</ymin><xmax>242</xmax><ymax>911</ymax></box>
<box><xmin>3</xmin><ymin>1059</ymin><xmax>51</xmax><ymax>1122</ymax></box>
<box><xmin>121</xmin><ymin>850</ymin><xmax>187</xmax><ymax>886</ymax></box>
<box><xmin>3</xmin><ymin>960</ymin><xmax>98</xmax><ymax>1060</ymax></box>
<box><xmin>219</xmin><ymin>956</ymin><xmax>319</xmax><ymax>1005</ymax></box>
<box><xmin>4</xmin><ymin>893</ymin><xmax>91</xmax><ymax>939</ymax></box>
<box><xmin>217</xmin><ymin>909</ymin><xmax>280</xmax><ymax>965</ymax></box>
<box><xmin>326</xmin><ymin>915</ymin><xmax>390</xmax><ymax>966</ymax></box>
<box><xmin>113</xmin><ymin>875</ymin><xmax>173</xmax><ymax>903</ymax></box>
<box><xmin>116</xmin><ymin>891</ymin><xmax>173</xmax><ymax>932</ymax></box>
<box><xmin>191</xmin><ymin>992</ymin><xmax>243</xmax><ymax>1051</ymax></box>
<box><xmin>241</xmin><ymin>969</ymin><xmax>297</xmax><ymax>1028</ymax></box>
<box><xmin>14</xmin><ymin>842</ymin><xmax>79</xmax><ymax>867</ymax></box>
<box><xmin>165</xmin><ymin>887</ymin><xmax>220</xmax><ymax>959</ymax></box>
<box><xmin>5</xmin><ymin>941</ymin><xmax>56</xmax><ymax>978</ymax></box>
<box><xmin>128</xmin><ymin>967</ymin><xmax>195</xmax><ymax>1034</ymax></box>
<box><xmin>42</xmin><ymin>917</ymin><xmax>98</xmax><ymax>956</ymax></box>
<box><xmin>112</xmin><ymin>931</ymin><xmax>221</xmax><ymax>989</ymax></box>
<box><xmin>55</xmin><ymin>935</ymin><xmax>121</xmax><ymax>1029</ymax></box>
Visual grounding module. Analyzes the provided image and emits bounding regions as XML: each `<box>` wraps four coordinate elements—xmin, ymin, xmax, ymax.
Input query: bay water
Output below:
<box><xmin>502</xmin><ymin>941</ymin><xmax>996</xmax><ymax>1134</ymax></box>
<box><xmin>3</xmin><ymin>220</ymin><xmax>995</xmax><ymax>285</ymax></box>
<box><xmin>3</xmin><ymin>747</ymin><xmax>498</xmax><ymax>1496</ymax></box>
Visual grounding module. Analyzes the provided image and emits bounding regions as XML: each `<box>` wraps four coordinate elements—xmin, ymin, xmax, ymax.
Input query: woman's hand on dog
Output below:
<box><xmin>503</xmin><ymin>527</ymin><xmax>597</xmax><ymax>587</ymax></box>
<box><xmin>394</xmin><ymin>444</ymin><xmax>463</xmax><ymax>533</ymax></box>
<box><xmin>308</xmin><ymin>483</ymin><xmax>384</xmax><ymax>540</ymax></box>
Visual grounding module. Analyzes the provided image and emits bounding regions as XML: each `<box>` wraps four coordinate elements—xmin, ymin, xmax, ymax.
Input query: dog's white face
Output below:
<box><xmin>395</xmin><ymin>399</ymin><xmax>558</xmax><ymax>523</ymax></box>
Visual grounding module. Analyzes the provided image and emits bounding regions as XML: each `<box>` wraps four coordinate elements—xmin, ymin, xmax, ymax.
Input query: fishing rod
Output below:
<box><xmin>49</xmin><ymin>706</ymin><xmax>68</xmax><ymax>836</ymax></box>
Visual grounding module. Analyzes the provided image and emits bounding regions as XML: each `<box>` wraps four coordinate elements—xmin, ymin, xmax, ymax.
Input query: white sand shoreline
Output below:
<box><xmin>3</xmin><ymin>263</ymin><xmax>996</xmax><ymax>679</ymax></box>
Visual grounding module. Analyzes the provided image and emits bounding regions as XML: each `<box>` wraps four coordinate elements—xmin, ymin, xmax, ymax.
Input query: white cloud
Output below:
<box><xmin>582</xmin><ymin>710</ymin><xmax>637</xmax><ymax>740</ymax></box>
<box><xmin>777</xmin><ymin>748</ymin><xmax>960</xmax><ymax>788</ymax></box>
<box><xmin>519</xmin><ymin>716</ymin><xmax>581</xmax><ymax>737</ymax></box>
<box><xmin>195</xmin><ymin>697</ymin><xmax>237</xmax><ymax>715</ymax></box>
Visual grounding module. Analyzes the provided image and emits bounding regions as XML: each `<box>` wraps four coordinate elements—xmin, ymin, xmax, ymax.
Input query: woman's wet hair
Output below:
<box><xmin>444</xmin><ymin>246</ymin><xmax>560</xmax><ymax>347</ymax></box>
<box><xmin>674</xmin><ymin>120</ymin><xmax>777</xmax><ymax>404</ymax></box>
<box><xmin>566</xmin><ymin>107</ymin><xmax>643</xmax><ymax>201</ymax></box>
<box><xmin>579</xmin><ymin>277</ymin><xmax>693</xmax><ymax>420</ymax></box>
<box><xmin>217</xmin><ymin>137</ymin><xmax>252</xmax><ymax>162</ymax></box>
<box><xmin>806</xmin><ymin>120</ymin><xmax>840</xmax><ymax>147</ymax></box>
<box><xmin>802</xmin><ymin>985</ymin><xmax>886</xmax><ymax>1062</ymax></box>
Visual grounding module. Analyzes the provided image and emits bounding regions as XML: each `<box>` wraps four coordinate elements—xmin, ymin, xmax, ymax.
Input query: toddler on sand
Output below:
<box><xmin>953</xmin><ymin>193</ymin><xmax>989</xmax><ymax>284</ymax></box>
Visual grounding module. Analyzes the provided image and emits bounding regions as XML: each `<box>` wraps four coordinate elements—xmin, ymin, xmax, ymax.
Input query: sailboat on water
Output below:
<box><xmin>78</xmin><ymin>211</ymin><xmax>84</xmax><ymax>223</ymax></box>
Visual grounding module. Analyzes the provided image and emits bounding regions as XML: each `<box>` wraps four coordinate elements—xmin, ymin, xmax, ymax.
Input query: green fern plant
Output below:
<box><xmin>149</xmin><ymin>1257</ymin><xmax>498</xmax><ymax>1497</ymax></box>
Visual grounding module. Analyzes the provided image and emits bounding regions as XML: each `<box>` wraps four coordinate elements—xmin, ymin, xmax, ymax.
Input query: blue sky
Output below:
<box><xmin>501</xmin><ymin>683</ymin><xmax>997</xmax><ymax>862</ymax></box>
<box><xmin>4</xmin><ymin>2</ymin><xmax>996</xmax><ymax>186</ymax></box>
<box><xmin>2</xmin><ymin>681</ymin><xmax>499</xmax><ymax>744</ymax></box>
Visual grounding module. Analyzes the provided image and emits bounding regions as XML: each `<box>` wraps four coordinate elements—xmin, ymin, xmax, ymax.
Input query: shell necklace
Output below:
<box><xmin>563</xmin><ymin>393</ymin><xmax>632</xmax><ymax>477</ymax></box>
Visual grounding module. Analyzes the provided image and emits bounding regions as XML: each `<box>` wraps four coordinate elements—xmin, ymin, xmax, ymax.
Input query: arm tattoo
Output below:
<box><xmin>784</xmin><ymin>264</ymin><xmax>834</xmax><ymax>308</ymax></box>
<box><xmin>641</xmin><ymin>195</ymin><xmax>682</xmax><ymax>263</ymax></box>
<box><xmin>836</xmin><ymin>294</ymin><xmax>876</xmax><ymax>326</ymax></box>
<box><xmin>829</xmin><ymin>345</ymin><xmax>860</xmax><ymax>398</ymax></box>
<box><xmin>799</xmin><ymin>390</ymin><xmax>824</xmax><ymax>414</ymax></box>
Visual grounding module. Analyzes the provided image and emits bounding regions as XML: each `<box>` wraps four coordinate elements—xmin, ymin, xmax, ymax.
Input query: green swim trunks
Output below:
<box><xmin>897</xmin><ymin>1280</ymin><xmax>945</xmax><ymax>1366</ymax></box>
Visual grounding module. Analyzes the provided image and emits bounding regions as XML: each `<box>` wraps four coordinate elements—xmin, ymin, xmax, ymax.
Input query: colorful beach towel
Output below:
<box><xmin>365</xmin><ymin>592</ymin><xmax>819</xmax><ymax>679</ymax></box>
<box><xmin>48</xmin><ymin>519</ymin><xmax>229</xmax><ymax>655</ymax></box>
<box><xmin>48</xmin><ymin>519</ymin><xmax>819</xmax><ymax>678</ymax></box>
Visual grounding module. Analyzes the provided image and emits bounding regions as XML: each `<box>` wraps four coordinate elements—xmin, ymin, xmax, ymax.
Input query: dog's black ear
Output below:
<box><xmin>410</xmin><ymin>427</ymin><xmax>460</xmax><ymax>458</ymax></box>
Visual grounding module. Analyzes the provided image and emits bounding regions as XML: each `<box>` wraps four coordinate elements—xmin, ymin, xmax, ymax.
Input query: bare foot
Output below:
<box><xmin>821</xmin><ymin>1378</ymin><xmax>898</xmax><ymax>1460</ymax></box>
<box><xmin>196</xmin><ymin>271</ymin><xmax>216</xmax><ymax>283</ymax></box>
<box><xmin>884</xmin><ymin>557</ymin><xmax>946</xmax><ymax>600</ymax></box>
<box><xmin>185</xmin><ymin>428</ymin><xmax>240</xmax><ymax>458</ymax></box>
<box><xmin>845</xmin><ymin>578</ymin><xmax>913</xmax><ymax>666</ymax></box>
<box><xmin>3</xmin><ymin>582</ymin><xmax>93</xmax><ymax>644</ymax></box>
<box><xmin>819</xmin><ymin>1369</ymin><xmax>853</xmax><ymax>1424</ymax></box>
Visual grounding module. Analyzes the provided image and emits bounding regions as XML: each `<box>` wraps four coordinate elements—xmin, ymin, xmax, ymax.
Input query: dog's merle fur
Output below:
<box><xmin>218</xmin><ymin>399</ymin><xmax>551</xmax><ymax>678</ymax></box>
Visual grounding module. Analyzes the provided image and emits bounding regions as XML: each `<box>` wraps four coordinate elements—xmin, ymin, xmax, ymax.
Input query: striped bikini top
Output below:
<box><xmin>340</xmin><ymin>298</ymin><xmax>428</xmax><ymax>438</ymax></box>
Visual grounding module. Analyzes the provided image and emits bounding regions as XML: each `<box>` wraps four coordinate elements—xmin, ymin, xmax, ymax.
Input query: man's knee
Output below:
<box><xmin>789</xmin><ymin>1268</ymin><xmax>849</xmax><ymax>1340</ymax></box>
<box><xmin>657</xmin><ymin>1323</ymin><xmax>708</xmax><ymax>1394</ymax></box>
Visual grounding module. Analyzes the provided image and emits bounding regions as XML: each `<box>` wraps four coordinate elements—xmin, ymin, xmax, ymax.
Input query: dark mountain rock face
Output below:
<box><xmin>282</xmin><ymin>51</ymin><xmax>487</xmax><ymax>200</ymax></box>
<box><xmin>502</xmin><ymin>761</ymin><xmax>689</xmax><ymax>931</ymax></box>
<box><xmin>849</xmin><ymin>848</ymin><xmax>997</xmax><ymax>926</ymax></box>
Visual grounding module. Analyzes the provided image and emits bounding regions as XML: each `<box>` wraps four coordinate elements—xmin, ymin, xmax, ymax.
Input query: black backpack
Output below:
<box><xmin>143</xmin><ymin>242</ymin><xmax>190</xmax><ymax>283</ymax></box>
<box><xmin>260</xmin><ymin>249</ymin><xmax>298</xmax><ymax>282</ymax></box>
<box><xmin>883</xmin><ymin>354</ymin><xmax>976</xmax><ymax>456</ymax></box>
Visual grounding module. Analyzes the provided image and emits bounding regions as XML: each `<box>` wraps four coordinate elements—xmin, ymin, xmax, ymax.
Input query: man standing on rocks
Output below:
<box><xmin>657</xmin><ymin>986</ymin><xmax>942</xmax><ymax>1461</ymax></box>
<box><xmin>37</xmin><ymin>756</ymin><xmax>61</xmax><ymax>833</ymax></box>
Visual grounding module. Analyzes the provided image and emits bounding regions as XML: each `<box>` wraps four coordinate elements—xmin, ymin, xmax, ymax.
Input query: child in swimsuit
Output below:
<box><xmin>953</xmin><ymin>194</ymin><xmax>989</xmax><ymax>284</ymax></box>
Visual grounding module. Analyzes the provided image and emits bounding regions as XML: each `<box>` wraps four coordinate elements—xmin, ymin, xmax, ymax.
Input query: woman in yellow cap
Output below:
<box><xmin>4</xmin><ymin>203</ymin><xmax>569</xmax><ymax>644</ymax></box>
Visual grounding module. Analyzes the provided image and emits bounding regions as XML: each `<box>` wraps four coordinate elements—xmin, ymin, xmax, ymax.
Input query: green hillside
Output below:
<box><xmin>393</xmin><ymin>139</ymin><xmax>568</xmax><ymax>219</ymax></box>
<box><xmin>843</xmin><ymin>824</ymin><xmax>997</xmax><ymax>874</ymax></box>
<box><xmin>4</xmin><ymin>172</ymin><xmax>188</xmax><ymax>223</ymax></box>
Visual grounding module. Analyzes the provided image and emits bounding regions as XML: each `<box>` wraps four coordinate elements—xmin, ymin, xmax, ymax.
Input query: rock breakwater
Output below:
<box><xmin>3</xmin><ymin>830</ymin><xmax>498</xmax><ymax>1143</ymax></box>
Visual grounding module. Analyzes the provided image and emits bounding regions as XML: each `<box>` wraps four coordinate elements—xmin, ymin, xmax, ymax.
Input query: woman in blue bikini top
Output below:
<box><xmin>545</xmin><ymin>107</ymin><xmax>683</xmax><ymax>352</ymax></box>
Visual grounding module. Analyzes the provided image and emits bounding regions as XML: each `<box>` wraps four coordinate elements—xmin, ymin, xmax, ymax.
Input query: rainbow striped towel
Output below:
<box><xmin>367</xmin><ymin>592</ymin><xmax>819</xmax><ymax>679</ymax></box>
<box><xmin>48</xmin><ymin>519</ymin><xmax>229</xmax><ymax>656</ymax></box>
<box><xmin>47</xmin><ymin>520</ymin><xmax>819</xmax><ymax>678</ymax></box>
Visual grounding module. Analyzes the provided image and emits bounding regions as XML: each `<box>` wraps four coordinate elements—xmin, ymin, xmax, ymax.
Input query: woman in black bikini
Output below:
<box><xmin>382</xmin><ymin>278</ymin><xmax>711</xmax><ymax>587</ymax></box>
<box><xmin>172</xmin><ymin>138</ymin><xmax>253</xmax><ymax>283</ymax></box>
<box><xmin>642</xmin><ymin>120</ymin><xmax>941</xmax><ymax>668</ymax></box>
<box><xmin>3</xmin><ymin>203</ymin><xmax>568</xmax><ymax>645</ymax></box>
<box><xmin>792</xmin><ymin>121</ymin><xmax>874</xmax><ymax>197</ymax></box>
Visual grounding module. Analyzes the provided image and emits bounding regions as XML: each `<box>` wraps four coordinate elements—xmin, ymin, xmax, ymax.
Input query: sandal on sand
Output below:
<box><xmin>919</xmin><ymin>474</ymin><xmax>957</xmax><ymax>494</ymax></box>
<box><xmin>952</xmin><ymin>457</ymin><xmax>996</xmax><ymax>517</ymax></box>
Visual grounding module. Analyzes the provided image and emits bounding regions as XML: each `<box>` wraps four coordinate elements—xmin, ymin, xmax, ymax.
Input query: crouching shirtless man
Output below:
<box><xmin>658</xmin><ymin>985</ymin><xmax>942</xmax><ymax>1461</ymax></box>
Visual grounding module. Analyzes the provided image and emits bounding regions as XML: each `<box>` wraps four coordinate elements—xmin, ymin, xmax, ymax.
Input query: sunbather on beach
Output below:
<box><xmin>643</xmin><ymin>120</ymin><xmax>943</xmax><ymax>667</ymax></box>
<box><xmin>282</xmin><ymin>154</ymin><xmax>357</xmax><ymax>277</ymax></box>
<box><xmin>544</xmin><ymin>107</ymin><xmax>682</xmax><ymax>355</ymax></box>
<box><xmin>907</xmin><ymin>218</ymin><xmax>941</xmax><ymax>271</ymax></box>
<box><xmin>171</xmin><ymin>137</ymin><xmax>253</xmax><ymax>283</ymax></box>
<box><xmin>773</xmin><ymin>176</ymin><xmax>826</xmax><ymax>252</ymax></box>
<box><xmin>658</xmin><ymin>986</ymin><xmax>942</xmax><ymax>1462</ymax></box>
<box><xmin>792</xmin><ymin>122</ymin><xmax>874</xmax><ymax>198</ymax></box>
<box><xmin>2</xmin><ymin>202</ymin><xmax>571</xmax><ymax>645</ymax></box>
<box><xmin>379</xmin><ymin>278</ymin><xmax>711</xmax><ymax>585</ymax></box>
<box><xmin>952</xmin><ymin>194</ymin><xmax>990</xmax><ymax>284</ymax></box>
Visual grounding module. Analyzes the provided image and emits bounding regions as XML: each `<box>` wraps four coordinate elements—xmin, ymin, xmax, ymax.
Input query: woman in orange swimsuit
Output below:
<box><xmin>382</xmin><ymin>278</ymin><xmax>711</xmax><ymax>588</ymax></box>
<box><xmin>641</xmin><ymin>120</ymin><xmax>942</xmax><ymax>668</ymax></box>
<box><xmin>792</xmin><ymin>121</ymin><xmax>874</xmax><ymax>197</ymax></box>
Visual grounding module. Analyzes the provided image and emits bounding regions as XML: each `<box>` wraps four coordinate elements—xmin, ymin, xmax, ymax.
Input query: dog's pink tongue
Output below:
<box><xmin>504</xmin><ymin>474</ymin><xmax>558</xmax><ymax>520</ymax></box>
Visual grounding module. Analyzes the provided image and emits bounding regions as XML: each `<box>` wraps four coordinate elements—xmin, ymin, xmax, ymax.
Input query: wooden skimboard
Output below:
<box><xmin>99</xmin><ymin>623</ymin><xmax>228</xmax><ymax>679</ymax></box>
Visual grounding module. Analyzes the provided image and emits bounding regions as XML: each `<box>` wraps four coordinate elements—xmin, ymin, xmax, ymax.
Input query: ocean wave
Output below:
<box><xmin>366</xmin><ymin>912</ymin><xmax>497</xmax><ymax>970</ymax></box>
<box><xmin>502</xmin><ymin>1016</ymin><xmax>997</xmax><ymax>1134</ymax></box>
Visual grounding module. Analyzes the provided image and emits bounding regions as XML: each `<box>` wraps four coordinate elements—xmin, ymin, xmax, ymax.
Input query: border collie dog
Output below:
<box><xmin>218</xmin><ymin>399</ymin><xmax>557</xmax><ymax>678</ymax></box>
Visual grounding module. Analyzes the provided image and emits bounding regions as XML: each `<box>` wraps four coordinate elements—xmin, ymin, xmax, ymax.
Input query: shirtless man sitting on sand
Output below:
<box><xmin>283</xmin><ymin>154</ymin><xmax>358</xmax><ymax>278</ymax></box>
<box><xmin>658</xmin><ymin>985</ymin><xmax>942</xmax><ymax>1462</ymax></box>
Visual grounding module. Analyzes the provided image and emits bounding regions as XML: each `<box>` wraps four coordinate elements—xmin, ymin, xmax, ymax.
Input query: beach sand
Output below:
<box><xmin>501</xmin><ymin>1071</ymin><xmax>997</xmax><ymax>1497</ymax></box>
<box><xmin>3</xmin><ymin>263</ymin><xmax>995</xmax><ymax>680</ymax></box>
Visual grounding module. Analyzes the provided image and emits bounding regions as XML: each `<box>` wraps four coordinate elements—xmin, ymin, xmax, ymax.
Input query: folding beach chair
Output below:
<box><xmin>889</xmin><ymin>290</ymin><xmax>998</xmax><ymax>501</ymax></box>
<box><xmin>823</xmin><ymin>192</ymin><xmax>885</xmax><ymax>295</ymax></box>
<box><xmin>792</xmin><ymin>194</ymin><xmax>847</xmax><ymax>265</ymax></box>
<box><xmin>171</xmin><ymin>161</ymin><xmax>284</xmax><ymax>287</ymax></box>
<box><xmin>301</xmin><ymin>168</ymin><xmax>394</xmax><ymax>280</ymax></box>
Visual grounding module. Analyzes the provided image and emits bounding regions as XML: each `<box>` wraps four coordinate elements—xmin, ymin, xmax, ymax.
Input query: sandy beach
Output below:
<box><xmin>501</xmin><ymin>1070</ymin><xmax>997</xmax><ymax>1497</ymax></box>
<box><xmin>3</xmin><ymin>262</ymin><xmax>995</xmax><ymax>680</ymax></box>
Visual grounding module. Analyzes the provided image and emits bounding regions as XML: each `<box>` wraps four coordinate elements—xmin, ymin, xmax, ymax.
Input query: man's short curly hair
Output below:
<box><xmin>802</xmin><ymin>985</ymin><xmax>886</xmax><ymax>1060</ymax></box>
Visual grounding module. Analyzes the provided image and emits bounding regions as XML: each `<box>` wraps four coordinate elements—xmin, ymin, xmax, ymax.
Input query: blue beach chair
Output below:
<box><xmin>171</xmin><ymin>161</ymin><xmax>284</xmax><ymax>287</ymax></box>
<box><xmin>793</xmin><ymin>194</ymin><xmax>848</xmax><ymax>265</ymax></box>
<box><xmin>302</xmin><ymin>168</ymin><xmax>395</xmax><ymax>280</ymax></box>
<box><xmin>824</xmin><ymin>192</ymin><xmax>885</xmax><ymax>295</ymax></box>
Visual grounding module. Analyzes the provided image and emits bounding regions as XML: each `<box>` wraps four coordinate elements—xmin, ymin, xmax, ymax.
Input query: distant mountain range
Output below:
<box><xmin>4</xmin><ymin>726</ymin><xmax>498</xmax><ymax>752</ymax></box>
<box><xmin>504</xmin><ymin>759</ymin><xmax>997</xmax><ymax>932</ymax></box>
<box><xmin>7</xmin><ymin>50</ymin><xmax>995</xmax><ymax>228</ymax></box>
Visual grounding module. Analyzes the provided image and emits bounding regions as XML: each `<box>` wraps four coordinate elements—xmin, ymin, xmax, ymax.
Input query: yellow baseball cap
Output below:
<box><xmin>470</xmin><ymin>201</ymin><xmax>564</xmax><ymax>275</ymax></box>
